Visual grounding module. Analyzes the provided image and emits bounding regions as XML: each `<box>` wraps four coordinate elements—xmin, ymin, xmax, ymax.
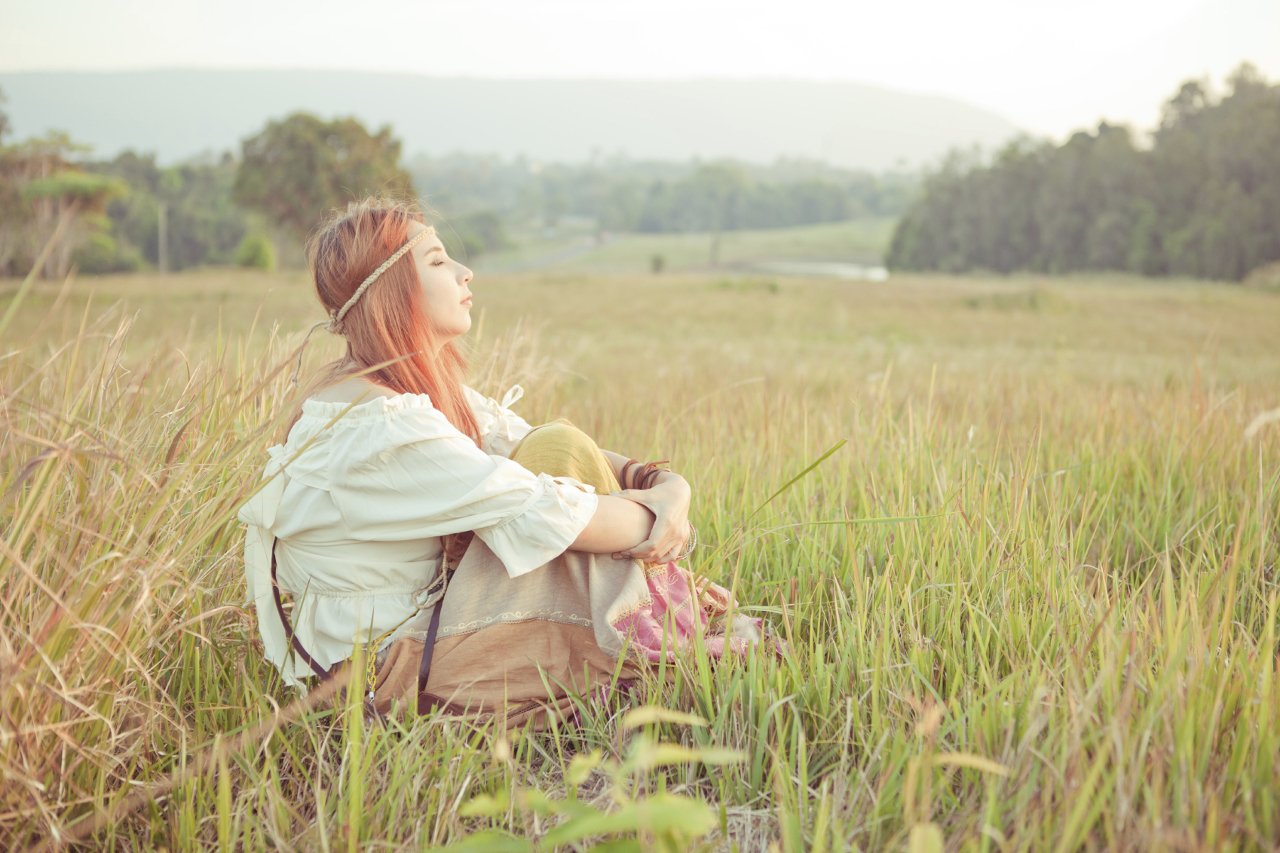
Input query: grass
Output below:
<box><xmin>1</xmin><ymin>264</ymin><xmax>1278</xmax><ymax>849</ymax></box>
<box><xmin>477</xmin><ymin>217</ymin><xmax>897</xmax><ymax>274</ymax></box>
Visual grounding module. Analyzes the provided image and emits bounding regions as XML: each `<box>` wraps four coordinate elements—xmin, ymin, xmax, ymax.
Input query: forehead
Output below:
<box><xmin>406</xmin><ymin>222</ymin><xmax>438</xmax><ymax>241</ymax></box>
<box><xmin>407</xmin><ymin>224</ymin><xmax>443</xmax><ymax>253</ymax></box>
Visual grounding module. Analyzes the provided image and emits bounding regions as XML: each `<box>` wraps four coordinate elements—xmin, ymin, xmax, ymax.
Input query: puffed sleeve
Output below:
<box><xmin>327</xmin><ymin>401</ymin><xmax>598</xmax><ymax>578</ymax></box>
<box><xmin>463</xmin><ymin>384</ymin><xmax>535</xmax><ymax>458</ymax></box>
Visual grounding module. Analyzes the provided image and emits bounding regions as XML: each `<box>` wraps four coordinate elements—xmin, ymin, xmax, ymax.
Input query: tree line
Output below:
<box><xmin>0</xmin><ymin>94</ymin><xmax>913</xmax><ymax>278</ymax></box>
<box><xmin>409</xmin><ymin>153</ymin><xmax>914</xmax><ymax>233</ymax></box>
<box><xmin>887</xmin><ymin>64</ymin><xmax>1280</xmax><ymax>282</ymax></box>
<box><xmin>0</xmin><ymin>106</ymin><xmax>418</xmax><ymax>276</ymax></box>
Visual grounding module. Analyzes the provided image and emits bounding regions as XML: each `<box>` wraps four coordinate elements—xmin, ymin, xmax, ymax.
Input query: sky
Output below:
<box><xmin>1</xmin><ymin>0</ymin><xmax>1276</xmax><ymax>139</ymax></box>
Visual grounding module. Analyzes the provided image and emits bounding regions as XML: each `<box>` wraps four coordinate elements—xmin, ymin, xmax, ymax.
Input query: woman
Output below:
<box><xmin>238</xmin><ymin>197</ymin><xmax>762</xmax><ymax>728</ymax></box>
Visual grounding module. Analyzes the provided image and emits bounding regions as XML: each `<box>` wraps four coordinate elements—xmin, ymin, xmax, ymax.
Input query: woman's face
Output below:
<box><xmin>407</xmin><ymin>222</ymin><xmax>474</xmax><ymax>347</ymax></box>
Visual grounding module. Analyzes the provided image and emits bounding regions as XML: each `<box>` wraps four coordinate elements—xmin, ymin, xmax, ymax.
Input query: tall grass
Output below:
<box><xmin>1</xmin><ymin>267</ymin><xmax>1277</xmax><ymax>849</ymax></box>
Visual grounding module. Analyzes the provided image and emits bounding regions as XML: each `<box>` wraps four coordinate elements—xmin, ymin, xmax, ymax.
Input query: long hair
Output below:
<box><xmin>284</xmin><ymin>196</ymin><xmax>480</xmax><ymax>444</ymax></box>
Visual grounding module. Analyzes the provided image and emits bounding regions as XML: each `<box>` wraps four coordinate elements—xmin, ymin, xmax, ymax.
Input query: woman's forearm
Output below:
<box><xmin>570</xmin><ymin>494</ymin><xmax>655</xmax><ymax>554</ymax></box>
<box><xmin>600</xmin><ymin>449</ymin><xmax>631</xmax><ymax>487</ymax></box>
<box><xmin>600</xmin><ymin>448</ymin><xmax>686</xmax><ymax>491</ymax></box>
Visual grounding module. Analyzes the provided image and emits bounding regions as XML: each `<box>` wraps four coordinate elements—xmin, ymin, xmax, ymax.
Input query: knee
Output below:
<box><xmin>515</xmin><ymin>420</ymin><xmax>597</xmax><ymax>459</ymax></box>
<box><xmin>512</xmin><ymin>420</ymin><xmax>622</xmax><ymax>491</ymax></box>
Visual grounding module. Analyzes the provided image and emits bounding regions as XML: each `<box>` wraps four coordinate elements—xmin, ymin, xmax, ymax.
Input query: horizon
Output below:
<box><xmin>0</xmin><ymin>71</ymin><xmax>1024</xmax><ymax>171</ymax></box>
<box><xmin>2</xmin><ymin>0</ymin><xmax>1277</xmax><ymax>142</ymax></box>
<box><xmin>1</xmin><ymin>63</ymin><xmax>1271</xmax><ymax>168</ymax></box>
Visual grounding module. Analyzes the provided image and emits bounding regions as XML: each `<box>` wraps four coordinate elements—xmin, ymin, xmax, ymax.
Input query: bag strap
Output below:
<box><xmin>269</xmin><ymin>539</ymin><xmax>335</xmax><ymax>682</ymax></box>
<box><xmin>416</xmin><ymin>599</ymin><xmax>444</xmax><ymax>714</ymax></box>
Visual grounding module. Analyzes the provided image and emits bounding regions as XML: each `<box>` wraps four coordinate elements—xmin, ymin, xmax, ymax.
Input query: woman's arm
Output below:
<box><xmin>570</xmin><ymin>495</ymin><xmax>656</xmax><ymax>554</ymax></box>
<box><xmin>600</xmin><ymin>449</ymin><xmax>671</xmax><ymax>488</ymax></box>
<box><xmin>596</xmin><ymin>448</ymin><xmax>693</xmax><ymax>563</ymax></box>
<box><xmin>599</xmin><ymin>449</ymin><xmax>633</xmax><ymax>486</ymax></box>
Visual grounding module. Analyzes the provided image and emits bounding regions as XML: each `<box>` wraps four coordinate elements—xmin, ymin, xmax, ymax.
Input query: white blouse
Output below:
<box><xmin>236</xmin><ymin>385</ymin><xmax>600</xmax><ymax>690</ymax></box>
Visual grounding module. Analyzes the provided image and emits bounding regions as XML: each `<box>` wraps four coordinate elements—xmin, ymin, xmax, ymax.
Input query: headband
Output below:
<box><xmin>327</xmin><ymin>228</ymin><xmax>433</xmax><ymax>334</ymax></box>
<box><xmin>288</xmin><ymin>227</ymin><xmax>434</xmax><ymax>388</ymax></box>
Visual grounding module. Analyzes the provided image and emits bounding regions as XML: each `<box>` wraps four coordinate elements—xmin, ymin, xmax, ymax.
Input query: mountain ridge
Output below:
<box><xmin>0</xmin><ymin>69</ymin><xmax>1024</xmax><ymax>170</ymax></box>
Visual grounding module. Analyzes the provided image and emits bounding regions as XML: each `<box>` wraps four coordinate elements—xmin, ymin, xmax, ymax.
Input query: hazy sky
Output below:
<box><xmin>2</xmin><ymin>0</ymin><xmax>1276</xmax><ymax>139</ymax></box>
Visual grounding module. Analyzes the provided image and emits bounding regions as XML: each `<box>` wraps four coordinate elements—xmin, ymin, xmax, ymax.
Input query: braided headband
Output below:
<box><xmin>288</xmin><ymin>227</ymin><xmax>434</xmax><ymax>387</ymax></box>
<box><xmin>327</xmin><ymin>228</ymin><xmax>434</xmax><ymax>334</ymax></box>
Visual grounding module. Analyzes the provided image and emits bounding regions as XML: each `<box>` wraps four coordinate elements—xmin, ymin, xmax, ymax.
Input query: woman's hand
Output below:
<box><xmin>610</xmin><ymin>473</ymin><xmax>692</xmax><ymax>563</ymax></box>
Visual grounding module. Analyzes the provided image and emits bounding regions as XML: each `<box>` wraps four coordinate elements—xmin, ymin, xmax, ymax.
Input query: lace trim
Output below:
<box><xmin>437</xmin><ymin>609</ymin><xmax>595</xmax><ymax>637</ymax></box>
<box><xmin>604</xmin><ymin>593</ymin><xmax>656</xmax><ymax>623</ymax></box>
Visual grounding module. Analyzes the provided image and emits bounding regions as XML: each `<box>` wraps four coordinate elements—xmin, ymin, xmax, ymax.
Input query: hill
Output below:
<box><xmin>0</xmin><ymin>69</ymin><xmax>1022</xmax><ymax>170</ymax></box>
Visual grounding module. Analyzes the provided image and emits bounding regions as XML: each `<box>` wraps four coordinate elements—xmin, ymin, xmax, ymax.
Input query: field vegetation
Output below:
<box><xmin>479</xmin><ymin>217</ymin><xmax>896</xmax><ymax>275</ymax></box>
<box><xmin>1</xmin><ymin>266</ymin><xmax>1277</xmax><ymax>849</ymax></box>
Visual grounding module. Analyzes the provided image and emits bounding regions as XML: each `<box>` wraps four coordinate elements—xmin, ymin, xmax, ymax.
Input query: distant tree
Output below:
<box><xmin>439</xmin><ymin>210</ymin><xmax>510</xmax><ymax>260</ymax></box>
<box><xmin>687</xmin><ymin>163</ymin><xmax>747</xmax><ymax>264</ymax></box>
<box><xmin>85</xmin><ymin>150</ymin><xmax>251</xmax><ymax>271</ymax></box>
<box><xmin>1158</xmin><ymin>79</ymin><xmax>1211</xmax><ymax>134</ymax></box>
<box><xmin>1152</xmin><ymin>63</ymin><xmax>1280</xmax><ymax>278</ymax></box>
<box><xmin>0</xmin><ymin>86</ymin><xmax>11</xmax><ymax>143</ymax></box>
<box><xmin>234</xmin><ymin>112</ymin><xmax>413</xmax><ymax>240</ymax></box>
<box><xmin>406</xmin><ymin>151</ymin><xmax>915</xmax><ymax>236</ymax></box>
<box><xmin>235</xmin><ymin>233</ymin><xmax>277</xmax><ymax>271</ymax></box>
<box><xmin>0</xmin><ymin>130</ymin><xmax>125</xmax><ymax>277</ymax></box>
<box><xmin>888</xmin><ymin>64</ymin><xmax>1280</xmax><ymax>282</ymax></box>
<box><xmin>21</xmin><ymin>171</ymin><xmax>127</xmax><ymax>278</ymax></box>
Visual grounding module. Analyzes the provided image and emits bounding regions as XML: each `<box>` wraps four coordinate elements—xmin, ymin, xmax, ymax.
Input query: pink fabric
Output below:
<box><xmin>611</xmin><ymin>562</ymin><xmax>766</xmax><ymax>660</ymax></box>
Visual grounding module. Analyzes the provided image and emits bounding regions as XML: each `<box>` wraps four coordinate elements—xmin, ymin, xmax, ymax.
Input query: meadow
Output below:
<box><xmin>1</xmin><ymin>264</ymin><xmax>1277</xmax><ymax>850</ymax></box>
<box><xmin>479</xmin><ymin>217</ymin><xmax>896</xmax><ymax>275</ymax></box>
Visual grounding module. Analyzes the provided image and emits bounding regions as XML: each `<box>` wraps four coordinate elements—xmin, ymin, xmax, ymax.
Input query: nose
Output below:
<box><xmin>459</xmin><ymin>265</ymin><xmax>473</xmax><ymax>287</ymax></box>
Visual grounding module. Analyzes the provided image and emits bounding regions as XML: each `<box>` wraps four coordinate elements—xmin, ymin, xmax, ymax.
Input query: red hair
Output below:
<box><xmin>287</xmin><ymin>196</ymin><xmax>480</xmax><ymax>444</ymax></box>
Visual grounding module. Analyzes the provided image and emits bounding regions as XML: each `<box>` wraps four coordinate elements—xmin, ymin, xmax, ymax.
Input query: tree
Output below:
<box><xmin>234</xmin><ymin>113</ymin><xmax>414</xmax><ymax>241</ymax></box>
<box><xmin>85</xmin><ymin>150</ymin><xmax>252</xmax><ymax>272</ymax></box>
<box><xmin>440</xmin><ymin>210</ymin><xmax>509</xmax><ymax>260</ymax></box>
<box><xmin>688</xmin><ymin>163</ymin><xmax>747</xmax><ymax>264</ymax></box>
<box><xmin>0</xmin><ymin>130</ymin><xmax>124</xmax><ymax>278</ymax></box>
<box><xmin>21</xmin><ymin>168</ymin><xmax>127</xmax><ymax>278</ymax></box>
<box><xmin>888</xmin><ymin>65</ymin><xmax>1280</xmax><ymax>282</ymax></box>
<box><xmin>0</xmin><ymin>86</ymin><xmax>10</xmax><ymax>143</ymax></box>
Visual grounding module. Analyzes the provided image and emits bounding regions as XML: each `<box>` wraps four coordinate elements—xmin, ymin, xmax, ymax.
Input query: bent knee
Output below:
<box><xmin>511</xmin><ymin>420</ymin><xmax>604</xmax><ymax>478</ymax></box>
<box><xmin>516</xmin><ymin>420</ymin><xmax>597</xmax><ymax>456</ymax></box>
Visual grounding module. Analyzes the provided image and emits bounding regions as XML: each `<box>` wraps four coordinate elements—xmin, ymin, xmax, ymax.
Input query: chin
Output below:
<box><xmin>432</xmin><ymin>320</ymin><xmax>472</xmax><ymax>343</ymax></box>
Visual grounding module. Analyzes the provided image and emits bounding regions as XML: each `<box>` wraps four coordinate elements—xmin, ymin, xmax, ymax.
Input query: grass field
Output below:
<box><xmin>2</xmin><ymin>265</ymin><xmax>1278</xmax><ymax>849</ymax></box>
<box><xmin>478</xmin><ymin>217</ymin><xmax>897</xmax><ymax>274</ymax></box>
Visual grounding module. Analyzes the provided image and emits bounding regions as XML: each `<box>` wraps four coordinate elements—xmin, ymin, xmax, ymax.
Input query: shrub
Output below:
<box><xmin>72</xmin><ymin>233</ymin><xmax>145</xmax><ymax>274</ymax></box>
<box><xmin>234</xmin><ymin>233</ymin><xmax>276</xmax><ymax>271</ymax></box>
<box><xmin>1243</xmin><ymin>260</ymin><xmax>1280</xmax><ymax>291</ymax></box>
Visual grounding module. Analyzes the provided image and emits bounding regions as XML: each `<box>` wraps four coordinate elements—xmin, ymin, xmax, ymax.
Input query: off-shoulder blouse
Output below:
<box><xmin>236</xmin><ymin>385</ymin><xmax>599</xmax><ymax>690</ymax></box>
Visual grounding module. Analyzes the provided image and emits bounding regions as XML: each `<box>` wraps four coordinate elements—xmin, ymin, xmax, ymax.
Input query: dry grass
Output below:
<box><xmin>1</xmin><ymin>266</ymin><xmax>1277</xmax><ymax>849</ymax></box>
